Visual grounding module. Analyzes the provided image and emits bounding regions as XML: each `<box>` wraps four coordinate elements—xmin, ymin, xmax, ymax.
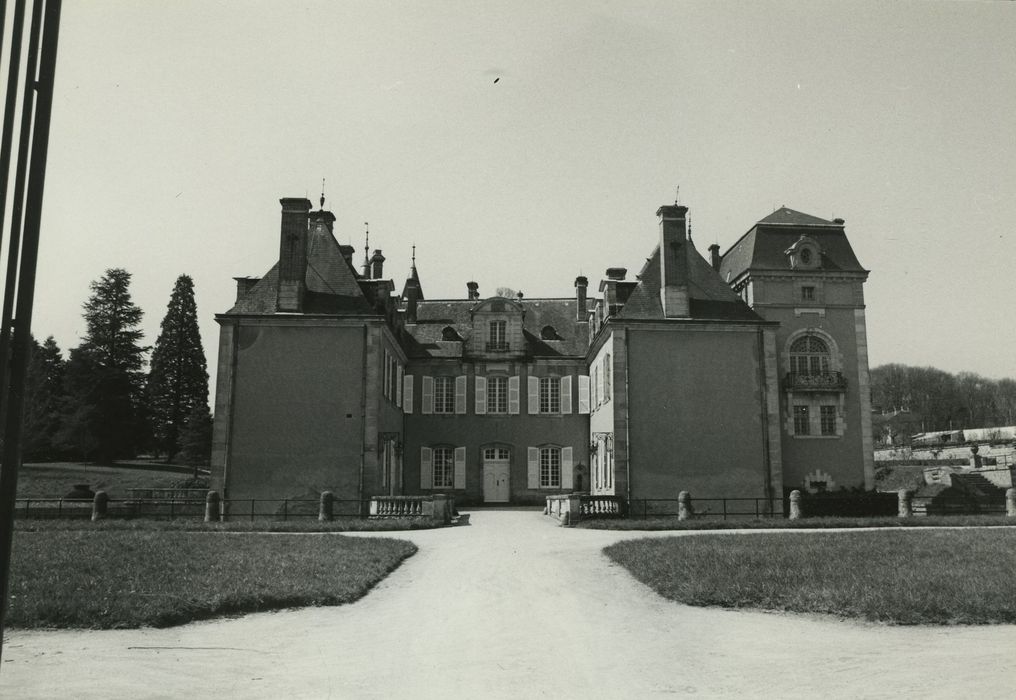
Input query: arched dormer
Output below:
<box><xmin>784</xmin><ymin>235</ymin><xmax>823</xmax><ymax>270</ymax></box>
<box><xmin>469</xmin><ymin>296</ymin><xmax>525</xmax><ymax>357</ymax></box>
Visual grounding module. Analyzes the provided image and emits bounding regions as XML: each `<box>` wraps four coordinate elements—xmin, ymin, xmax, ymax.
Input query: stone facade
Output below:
<box><xmin>210</xmin><ymin>197</ymin><xmax>872</xmax><ymax>511</ymax></box>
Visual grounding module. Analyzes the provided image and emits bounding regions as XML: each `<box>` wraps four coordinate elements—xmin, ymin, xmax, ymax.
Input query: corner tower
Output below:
<box><xmin>719</xmin><ymin>207</ymin><xmax>874</xmax><ymax>493</ymax></box>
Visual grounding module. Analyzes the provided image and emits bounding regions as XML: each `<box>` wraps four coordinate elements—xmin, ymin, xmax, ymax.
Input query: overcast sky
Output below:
<box><xmin>8</xmin><ymin>0</ymin><xmax>1016</xmax><ymax>389</ymax></box>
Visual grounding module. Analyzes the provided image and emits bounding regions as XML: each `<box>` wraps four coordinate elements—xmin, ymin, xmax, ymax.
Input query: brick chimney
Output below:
<box><xmin>234</xmin><ymin>277</ymin><xmax>260</xmax><ymax>302</ymax></box>
<box><xmin>657</xmin><ymin>204</ymin><xmax>690</xmax><ymax>317</ymax></box>
<box><xmin>277</xmin><ymin>197</ymin><xmax>312</xmax><ymax>312</ymax></box>
<box><xmin>467</xmin><ymin>281</ymin><xmax>479</xmax><ymax>301</ymax></box>
<box><xmin>575</xmin><ymin>276</ymin><xmax>588</xmax><ymax>320</ymax></box>
<box><xmin>370</xmin><ymin>249</ymin><xmax>385</xmax><ymax>279</ymax></box>
<box><xmin>708</xmin><ymin>243</ymin><xmax>721</xmax><ymax>272</ymax></box>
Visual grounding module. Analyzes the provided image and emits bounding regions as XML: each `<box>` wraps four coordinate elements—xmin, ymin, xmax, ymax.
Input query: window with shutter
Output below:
<box><xmin>487</xmin><ymin>376</ymin><xmax>508</xmax><ymax>413</ymax></box>
<box><xmin>539</xmin><ymin>446</ymin><xmax>561</xmax><ymax>488</ymax></box>
<box><xmin>508</xmin><ymin>375</ymin><xmax>520</xmax><ymax>414</ymax></box>
<box><xmin>560</xmin><ymin>375</ymin><xmax>572</xmax><ymax>414</ymax></box>
<box><xmin>455</xmin><ymin>375</ymin><xmax>467</xmax><ymax>414</ymax></box>
<box><xmin>578</xmin><ymin>375</ymin><xmax>590</xmax><ymax>414</ymax></box>
<box><xmin>603</xmin><ymin>354</ymin><xmax>611</xmax><ymax>402</ymax></box>
<box><xmin>420</xmin><ymin>447</ymin><xmax>433</xmax><ymax>489</ymax></box>
<box><xmin>527</xmin><ymin>375</ymin><xmax>539</xmax><ymax>414</ymax></box>
<box><xmin>421</xmin><ymin>376</ymin><xmax>434</xmax><ymax>414</ymax></box>
<box><xmin>454</xmin><ymin>446</ymin><xmax>466</xmax><ymax>488</ymax></box>
<box><xmin>433</xmin><ymin>377</ymin><xmax>455</xmax><ymax>414</ymax></box>
<box><xmin>396</xmin><ymin>366</ymin><xmax>404</xmax><ymax>407</ymax></box>
<box><xmin>539</xmin><ymin>376</ymin><xmax>560</xmax><ymax>413</ymax></box>
<box><xmin>561</xmin><ymin>446</ymin><xmax>573</xmax><ymax>489</ymax></box>
<box><xmin>403</xmin><ymin>374</ymin><xmax>414</xmax><ymax>414</ymax></box>
<box><xmin>527</xmin><ymin>447</ymin><xmax>540</xmax><ymax>488</ymax></box>
<box><xmin>431</xmin><ymin>447</ymin><xmax>453</xmax><ymax>488</ymax></box>
<box><xmin>475</xmin><ymin>375</ymin><xmax>487</xmax><ymax>414</ymax></box>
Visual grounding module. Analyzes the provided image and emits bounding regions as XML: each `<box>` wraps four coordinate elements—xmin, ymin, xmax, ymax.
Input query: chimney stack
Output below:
<box><xmin>657</xmin><ymin>204</ymin><xmax>690</xmax><ymax>317</ymax></box>
<box><xmin>575</xmin><ymin>276</ymin><xmax>588</xmax><ymax>320</ymax></box>
<box><xmin>234</xmin><ymin>277</ymin><xmax>260</xmax><ymax>302</ymax></box>
<box><xmin>467</xmin><ymin>281</ymin><xmax>479</xmax><ymax>301</ymax></box>
<box><xmin>339</xmin><ymin>244</ymin><xmax>356</xmax><ymax>271</ymax></box>
<box><xmin>708</xmin><ymin>243</ymin><xmax>721</xmax><ymax>272</ymax></box>
<box><xmin>370</xmin><ymin>249</ymin><xmax>385</xmax><ymax>279</ymax></box>
<box><xmin>277</xmin><ymin>197</ymin><xmax>312</xmax><ymax>312</ymax></box>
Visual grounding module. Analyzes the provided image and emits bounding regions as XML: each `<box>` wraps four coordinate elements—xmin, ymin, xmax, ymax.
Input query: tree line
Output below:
<box><xmin>871</xmin><ymin>363</ymin><xmax>1016</xmax><ymax>432</ymax></box>
<box><xmin>22</xmin><ymin>269</ymin><xmax>211</xmax><ymax>465</ymax></box>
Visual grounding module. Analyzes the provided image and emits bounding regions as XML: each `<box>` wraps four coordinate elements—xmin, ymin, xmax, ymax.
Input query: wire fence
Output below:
<box><xmin>13</xmin><ymin>497</ymin><xmax>369</xmax><ymax>521</ymax></box>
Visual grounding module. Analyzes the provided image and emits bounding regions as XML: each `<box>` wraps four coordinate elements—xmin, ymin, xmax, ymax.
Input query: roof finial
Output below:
<box><xmin>363</xmin><ymin>222</ymin><xmax>370</xmax><ymax>268</ymax></box>
<box><xmin>320</xmin><ymin>178</ymin><xmax>326</xmax><ymax>209</ymax></box>
<box><xmin>687</xmin><ymin>215</ymin><xmax>692</xmax><ymax>240</ymax></box>
<box><xmin>411</xmin><ymin>244</ymin><xmax>416</xmax><ymax>269</ymax></box>
<box><xmin>674</xmin><ymin>185</ymin><xmax>680</xmax><ymax>205</ymax></box>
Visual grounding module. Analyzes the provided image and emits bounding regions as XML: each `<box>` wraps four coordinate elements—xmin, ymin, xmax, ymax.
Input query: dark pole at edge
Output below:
<box><xmin>0</xmin><ymin>0</ymin><xmax>62</xmax><ymax>665</ymax></box>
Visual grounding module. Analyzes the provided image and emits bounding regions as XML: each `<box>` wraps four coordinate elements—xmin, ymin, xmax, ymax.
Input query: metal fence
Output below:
<box><xmin>14</xmin><ymin>497</ymin><xmax>369</xmax><ymax>521</ymax></box>
<box><xmin>627</xmin><ymin>497</ymin><xmax>784</xmax><ymax>520</ymax></box>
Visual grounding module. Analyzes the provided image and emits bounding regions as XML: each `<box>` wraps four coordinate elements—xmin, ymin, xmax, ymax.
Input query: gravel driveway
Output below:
<box><xmin>2</xmin><ymin>510</ymin><xmax>1015</xmax><ymax>699</ymax></box>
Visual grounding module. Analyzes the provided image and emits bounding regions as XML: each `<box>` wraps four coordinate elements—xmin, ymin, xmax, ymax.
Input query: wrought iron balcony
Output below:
<box><xmin>485</xmin><ymin>341</ymin><xmax>510</xmax><ymax>352</ymax></box>
<box><xmin>784</xmin><ymin>371</ymin><xmax>846</xmax><ymax>392</ymax></box>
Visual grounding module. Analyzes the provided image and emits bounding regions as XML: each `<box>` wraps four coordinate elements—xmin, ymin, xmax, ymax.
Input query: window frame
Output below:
<box><xmin>487</xmin><ymin>375</ymin><xmax>508</xmax><ymax>414</ymax></box>
<box><xmin>539</xmin><ymin>446</ymin><xmax>561</xmax><ymax>488</ymax></box>
<box><xmin>820</xmin><ymin>405</ymin><xmax>837</xmax><ymax>436</ymax></box>
<box><xmin>793</xmin><ymin>405</ymin><xmax>810</xmax><ymax>436</ymax></box>
<box><xmin>539</xmin><ymin>376</ymin><xmax>561</xmax><ymax>414</ymax></box>
<box><xmin>432</xmin><ymin>376</ymin><xmax>455</xmax><ymax>414</ymax></box>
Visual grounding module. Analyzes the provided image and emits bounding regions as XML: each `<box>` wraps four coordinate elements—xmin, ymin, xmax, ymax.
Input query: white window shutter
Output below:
<box><xmin>561</xmin><ymin>446</ymin><xmax>574</xmax><ymax>490</ymax></box>
<box><xmin>420</xmin><ymin>447</ymin><xmax>433</xmax><ymax>489</ymax></box>
<box><xmin>396</xmin><ymin>366</ymin><xmax>404</xmax><ymax>407</ymax></box>
<box><xmin>508</xmin><ymin>375</ymin><xmax>520</xmax><ymax>414</ymax></box>
<box><xmin>475</xmin><ymin>375</ymin><xmax>487</xmax><ymax>414</ymax></box>
<box><xmin>527</xmin><ymin>447</ymin><xmax>540</xmax><ymax>488</ymax></box>
<box><xmin>421</xmin><ymin>375</ymin><xmax>434</xmax><ymax>414</ymax></box>
<box><xmin>560</xmin><ymin>375</ymin><xmax>572</xmax><ymax>414</ymax></box>
<box><xmin>403</xmin><ymin>374</ymin><xmax>414</xmax><ymax>414</ymax></box>
<box><xmin>527</xmin><ymin>376</ymin><xmax>539</xmax><ymax>415</ymax></box>
<box><xmin>455</xmin><ymin>375</ymin><xmax>467</xmax><ymax>414</ymax></box>
<box><xmin>578</xmin><ymin>375</ymin><xmax>590</xmax><ymax>414</ymax></box>
<box><xmin>454</xmin><ymin>447</ymin><xmax>466</xmax><ymax>489</ymax></box>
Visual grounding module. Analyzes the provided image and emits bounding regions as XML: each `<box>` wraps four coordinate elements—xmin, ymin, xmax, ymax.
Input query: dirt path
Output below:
<box><xmin>2</xmin><ymin>511</ymin><xmax>1015</xmax><ymax>698</ymax></box>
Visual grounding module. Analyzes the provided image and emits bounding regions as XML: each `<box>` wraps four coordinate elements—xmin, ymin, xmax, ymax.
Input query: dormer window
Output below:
<box><xmin>488</xmin><ymin>320</ymin><xmax>508</xmax><ymax>351</ymax></box>
<box><xmin>541</xmin><ymin>325</ymin><xmax>559</xmax><ymax>340</ymax></box>
<box><xmin>441</xmin><ymin>326</ymin><xmax>461</xmax><ymax>341</ymax></box>
<box><xmin>784</xmin><ymin>235</ymin><xmax>822</xmax><ymax>270</ymax></box>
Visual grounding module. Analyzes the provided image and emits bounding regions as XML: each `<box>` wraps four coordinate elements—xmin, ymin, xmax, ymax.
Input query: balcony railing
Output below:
<box><xmin>485</xmin><ymin>341</ymin><xmax>510</xmax><ymax>352</ymax></box>
<box><xmin>784</xmin><ymin>371</ymin><xmax>847</xmax><ymax>392</ymax></box>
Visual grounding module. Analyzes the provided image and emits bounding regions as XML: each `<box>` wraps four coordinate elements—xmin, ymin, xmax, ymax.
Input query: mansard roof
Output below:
<box><xmin>617</xmin><ymin>242</ymin><xmax>762</xmax><ymax>321</ymax></box>
<box><xmin>225</xmin><ymin>219</ymin><xmax>373</xmax><ymax>315</ymax></box>
<box><xmin>719</xmin><ymin>207</ymin><xmax>867</xmax><ymax>282</ymax></box>
<box><xmin>402</xmin><ymin>297</ymin><xmax>588</xmax><ymax>359</ymax></box>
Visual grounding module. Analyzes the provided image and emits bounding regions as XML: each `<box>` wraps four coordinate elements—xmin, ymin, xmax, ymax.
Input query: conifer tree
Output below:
<box><xmin>177</xmin><ymin>403</ymin><xmax>213</xmax><ymax>469</ymax></box>
<box><xmin>147</xmin><ymin>274</ymin><xmax>208</xmax><ymax>460</ymax></box>
<box><xmin>22</xmin><ymin>335</ymin><xmax>66</xmax><ymax>461</ymax></box>
<box><xmin>59</xmin><ymin>269</ymin><xmax>149</xmax><ymax>460</ymax></box>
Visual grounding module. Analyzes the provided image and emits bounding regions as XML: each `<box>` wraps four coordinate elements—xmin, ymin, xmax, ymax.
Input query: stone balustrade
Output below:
<box><xmin>545</xmin><ymin>493</ymin><xmax>624</xmax><ymax>526</ymax></box>
<box><xmin>368</xmin><ymin>494</ymin><xmax>454</xmax><ymax>526</ymax></box>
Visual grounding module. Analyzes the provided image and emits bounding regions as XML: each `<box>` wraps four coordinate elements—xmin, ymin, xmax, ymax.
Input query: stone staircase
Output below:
<box><xmin>914</xmin><ymin>472</ymin><xmax>1006</xmax><ymax>515</ymax></box>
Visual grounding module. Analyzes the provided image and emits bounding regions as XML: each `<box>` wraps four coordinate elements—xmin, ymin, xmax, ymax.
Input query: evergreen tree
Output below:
<box><xmin>147</xmin><ymin>274</ymin><xmax>208</xmax><ymax>460</ymax></box>
<box><xmin>59</xmin><ymin>269</ymin><xmax>149</xmax><ymax>460</ymax></box>
<box><xmin>22</xmin><ymin>335</ymin><xmax>66</xmax><ymax>461</ymax></box>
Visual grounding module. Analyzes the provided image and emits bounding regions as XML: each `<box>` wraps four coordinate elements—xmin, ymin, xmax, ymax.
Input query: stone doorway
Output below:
<box><xmin>482</xmin><ymin>447</ymin><xmax>510</xmax><ymax>503</ymax></box>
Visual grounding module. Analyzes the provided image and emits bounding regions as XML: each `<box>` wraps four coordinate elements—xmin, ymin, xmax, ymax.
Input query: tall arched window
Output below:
<box><xmin>789</xmin><ymin>335</ymin><xmax>830</xmax><ymax>376</ymax></box>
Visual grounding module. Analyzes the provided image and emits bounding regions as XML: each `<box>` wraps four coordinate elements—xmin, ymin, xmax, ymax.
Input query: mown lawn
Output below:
<box><xmin>7</xmin><ymin>530</ymin><xmax>416</xmax><ymax>629</ymax></box>
<box><xmin>15</xmin><ymin>517</ymin><xmax>441</xmax><ymax>533</ymax></box>
<box><xmin>604</xmin><ymin>529</ymin><xmax>1016</xmax><ymax>625</ymax></box>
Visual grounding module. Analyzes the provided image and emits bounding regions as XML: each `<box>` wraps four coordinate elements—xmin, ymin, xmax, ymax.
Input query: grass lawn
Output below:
<box><xmin>15</xmin><ymin>517</ymin><xmax>443</xmax><ymax>533</ymax></box>
<box><xmin>17</xmin><ymin>461</ymin><xmax>194</xmax><ymax>499</ymax></box>
<box><xmin>7</xmin><ymin>530</ymin><xmax>416</xmax><ymax>629</ymax></box>
<box><xmin>604</xmin><ymin>529</ymin><xmax>1016</xmax><ymax>625</ymax></box>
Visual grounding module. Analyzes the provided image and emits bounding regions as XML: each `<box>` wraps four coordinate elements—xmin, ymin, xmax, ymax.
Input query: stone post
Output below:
<box><xmin>91</xmin><ymin>491</ymin><xmax>108</xmax><ymax>521</ymax></box>
<box><xmin>431</xmin><ymin>494</ymin><xmax>450</xmax><ymax>525</ymax></box>
<box><xmin>566</xmin><ymin>493</ymin><xmax>583</xmax><ymax>526</ymax></box>
<box><xmin>898</xmin><ymin>489</ymin><xmax>913</xmax><ymax>518</ymax></box>
<box><xmin>788</xmin><ymin>490</ymin><xmax>802</xmax><ymax>520</ymax></box>
<box><xmin>677</xmin><ymin>491</ymin><xmax>692</xmax><ymax>521</ymax></box>
<box><xmin>319</xmin><ymin>491</ymin><xmax>334</xmax><ymax>522</ymax></box>
<box><xmin>1006</xmin><ymin>488</ymin><xmax>1016</xmax><ymax>517</ymax></box>
<box><xmin>204</xmin><ymin>490</ymin><xmax>220</xmax><ymax>522</ymax></box>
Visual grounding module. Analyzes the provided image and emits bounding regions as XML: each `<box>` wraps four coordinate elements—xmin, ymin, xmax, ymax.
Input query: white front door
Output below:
<box><xmin>483</xmin><ymin>447</ymin><xmax>510</xmax><ymax>503</ymax></box>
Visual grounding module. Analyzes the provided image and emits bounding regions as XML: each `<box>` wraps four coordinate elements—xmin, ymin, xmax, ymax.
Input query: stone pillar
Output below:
<box><xmin>91</xmin><ymin>491</ymin><xmax>108</xmax><ymax>521</ymax></box>
<box><xmin>970</xmin><ymin>445</ymin><xmax>983</xmax><ymax>470</ymax></box>
<box><xmin>431</xmin><ymin>494</ymin><xmax>450</xmax><ymax>525</ymax></box>
<box><xmin>205</xmin><ymin>490</ymin><xmax>220</xmax><ymax>522</ymax></box>
<box><xmin>677</xmin><ymin>491</ymin><xmax>692</xmax><ymax>521</ymax></box>
<box><xmin>788</xmin><ymin>490</ymin><xmax>802</xmax><ymax>520</ymax></box>
<box><xmin>566</xmin><ymin>493</ymin><xmax>583</xmax><ymax>525</ymax></box>
<box><xmin>319</xmin><ymin>491</ymin><xmax>334</xmax><ymax>522</ymax></box>
<box><xmin>1006</xmin><ymin>488</ymin><xmax>1016</xmax><ymax>517</ymax></box>
<box><xmin>898</xmin><ymin>489</ymin><xmax>913</xmax><ymax>518</ymax></box>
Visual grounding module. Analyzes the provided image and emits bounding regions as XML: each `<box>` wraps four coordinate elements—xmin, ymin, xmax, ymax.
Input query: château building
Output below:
<box><xmin>209</xmin><ymin>196</ymin><xmax>872</xmax><ymax>512</ymax></box>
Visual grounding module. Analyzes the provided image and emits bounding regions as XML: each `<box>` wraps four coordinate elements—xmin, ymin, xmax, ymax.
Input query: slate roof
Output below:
<box><xmin>225</xmin><ymin>221</ymin><xmax>373</xmax><ymax>315</ymax></box>
<box><xmin>616</xmin><ymin>242</ymin><xmax>762</xmax><ymax>321</ymax></box>
<box><xmin>719</xmin><ymin>207</ymin><xmax>866</xmax><ymax>282</ymax></box>
<box><xmin>403</xmin><ymin>298</ymin><xmax>588</xmax><ymax>359</ymax></box>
